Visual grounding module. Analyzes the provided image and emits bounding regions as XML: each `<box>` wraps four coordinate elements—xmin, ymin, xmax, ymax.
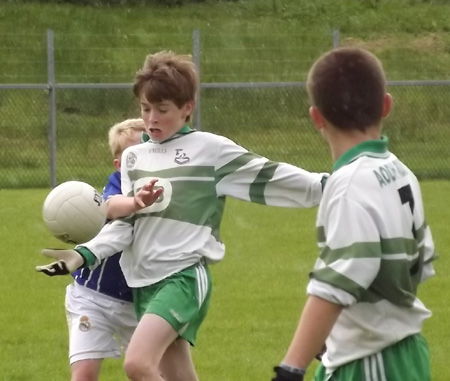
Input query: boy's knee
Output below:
<box><xmin>124</xmin><ymin>358</ymin><xmax>140</xmax><ymax>379</ymax></box>
<box><xmin>124</xmin><ymin>357</ymin><xmax>159</xmax><ymax>380</ymax></box>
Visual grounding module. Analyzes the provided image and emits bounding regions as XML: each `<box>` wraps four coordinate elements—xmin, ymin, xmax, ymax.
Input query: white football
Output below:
<box><xmin>43</xmin><ymin>181</ymin><xmax>106</xmax><ymax>244</ymax></box>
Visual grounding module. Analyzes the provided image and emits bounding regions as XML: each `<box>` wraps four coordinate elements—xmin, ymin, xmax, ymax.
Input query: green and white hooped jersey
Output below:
<box><xmin>83</xmin><ymin>129</ymin><xmax>325</xmax><ymax>287</ymax></box>
<box><xmin>308</xmin><ymin>137</ymin><xmax>437</xmax><ymax>370</ymax></box>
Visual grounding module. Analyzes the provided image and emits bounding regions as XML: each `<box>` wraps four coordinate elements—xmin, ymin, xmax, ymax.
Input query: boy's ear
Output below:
<box><xmin>113</xmin><ymin>158</ymin><xmax>121</xmax><ymax>171</ymax></box>
<box><xmin>382</xmin><ymin>93</ymin><xmax>392</xmax><ymax>118</ymax></box>
<box><xmin>182</xmin><ymin>100</ymin><xmax>195</xmax><ymax>119</ymax></box>
<box><xmin>309</xmin><ymin>106</ymin><xmax>326</xmax><ymax>131</ymax></box>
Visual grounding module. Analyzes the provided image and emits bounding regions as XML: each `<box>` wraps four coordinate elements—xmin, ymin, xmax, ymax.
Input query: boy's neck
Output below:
<box><xmin>328</xmin><ymin>125</ymin><xmax>381</xmax><ymax>162</ymax></box>
<box><xmin>177</xmin><ymin>125</ymin><xmax>192</xmax><ymax>134</ymax></box>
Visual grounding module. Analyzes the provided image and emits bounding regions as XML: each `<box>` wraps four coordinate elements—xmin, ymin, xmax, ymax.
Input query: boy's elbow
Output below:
<box><xmin>105</xmin><ymin>197</ymin><xmax>122</xmax><ymax>220</ymax></box>
<box><xmin>104</xmin><ymin>199</ymin><xmax>113</xmax><ymax>219</ymax></box>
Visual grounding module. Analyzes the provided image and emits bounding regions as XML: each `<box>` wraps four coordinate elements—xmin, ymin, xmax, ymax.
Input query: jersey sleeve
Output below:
<box><xmin>214</xmin><ymin>136</ymin><xmax>327</xmax><ymax>208</ymax></box>
<box><xmin>76</xmin><ymin>219</ymin><xmax>133</xmax><ymax>265</ymax></box>
<box><xmin>307</xmin><ymin>278</ymin><xmax>356</xmax><ymax>307</ymax></box>
<box><xmin>420</xmin><ymin>222</ymin><xmax>437</xmax><ymax>282</ymax></box>
<box><xmin>309</xmin><ymin>195</ymin><xmax>382</xmax><ymax>306</ymax></box>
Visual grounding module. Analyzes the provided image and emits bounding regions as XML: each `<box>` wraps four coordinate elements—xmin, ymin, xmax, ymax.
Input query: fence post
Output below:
<box><xmin>192</xmin><ymin>29</ymin><xmax>201</xmax><ymax>131</ymax></box>
<box><xmin>47</xmin><ymin>29</ymin><xmax>57</xmax><ymax>188</ymax></box>
<box><xmin>333</xmin><ymin>28</ymin><xmax>340</xmax><ymax>48</ymax></box>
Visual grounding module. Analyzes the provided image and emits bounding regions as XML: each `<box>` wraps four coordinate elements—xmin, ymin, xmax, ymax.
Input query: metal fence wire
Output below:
<box><xmin>1</xmin><ymin>30</ymin><xmax>450</xmax><ymax>189</ymax></box>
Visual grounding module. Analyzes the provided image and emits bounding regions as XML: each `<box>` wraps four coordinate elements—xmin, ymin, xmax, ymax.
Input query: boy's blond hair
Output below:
<box><xmin>133</xmin><ymin>50</ymin><xmax>198</xmax><ymax>122</ymax></box>
<box><xmin>108</xmin><ymin>118</ymin><xmax>146</xmax><ymax>159</ymax></box>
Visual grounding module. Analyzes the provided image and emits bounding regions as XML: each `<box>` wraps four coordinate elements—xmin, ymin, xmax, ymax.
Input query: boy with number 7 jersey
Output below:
<box><xmin>273</xmin><ymin>47</ymin><xmax>437</xmax><ymax>381</ymax></box>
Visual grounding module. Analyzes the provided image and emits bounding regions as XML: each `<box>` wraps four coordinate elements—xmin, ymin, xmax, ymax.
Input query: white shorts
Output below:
<box><xmin>65</xmin><ymin>282</ymin><xmax>138</xmax><ymax>364</ymax></box>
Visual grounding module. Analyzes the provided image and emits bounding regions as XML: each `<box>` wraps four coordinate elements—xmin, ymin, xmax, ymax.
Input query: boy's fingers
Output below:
<box><xmin>142</xmin><ymin>179</ymin><xmax>158</xmax><ymax>190</ymax></box>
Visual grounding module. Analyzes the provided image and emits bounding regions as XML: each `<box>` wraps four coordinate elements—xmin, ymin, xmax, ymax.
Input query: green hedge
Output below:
<box><xmin>8</xmin><ymin>0</ymin><xmax>238</xmax><ymax>5</ymax></box>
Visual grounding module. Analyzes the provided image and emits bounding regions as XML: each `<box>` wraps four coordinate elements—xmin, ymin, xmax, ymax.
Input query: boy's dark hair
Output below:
<box><xmin>133</xmin><ymin>51</ymin><xmax>198</xmax><ymax>121</ymax></box>
<box><xmin>307</xmin><ymin>47</ymin><xmax>386</xmax><ymax>131</ymax></box>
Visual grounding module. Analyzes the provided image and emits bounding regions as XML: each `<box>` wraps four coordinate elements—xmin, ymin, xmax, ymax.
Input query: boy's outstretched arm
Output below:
<box><xmin>35</xmin><ymin>247</ymin><xmax>96</xmax><ymax>276</ymax></box>
<box><xmin>36</xmin><ymin>219</ymin><xmax>133</xmax><ymax>276</ymax></box>
<box><xmin>106</xmin><ymin>179</ymin><xmax>163</xmax><ymax>219</ymax></box>
<box><xmin>273</xmin><ymin>295</ymin><xmax>342</xmax><ymax>380</ymax></box>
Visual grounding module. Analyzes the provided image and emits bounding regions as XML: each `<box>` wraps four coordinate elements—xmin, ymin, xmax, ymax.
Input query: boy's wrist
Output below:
<box><xmin>279</xmin><ymin>363</ymin><xmax>306</xmax><ymax>375</ymax></box>
<box><xmin>133</xmin><ymin>195</ymin><xmax>145</xmax><ymax>211</ymax></box>
<box><xmin>74</xmin><ymin>246</ymin><xmax>97</xmax><ymax>267</ymax></box>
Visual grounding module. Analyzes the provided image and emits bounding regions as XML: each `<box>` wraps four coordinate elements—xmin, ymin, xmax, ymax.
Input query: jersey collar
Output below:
<box><xmin>333</xmin><ymin>135</ymin><xmax>389</xmax><ymax>171</ymax></box>
<box><xmin>141</xmin><ymin>125</ymin><xmax>195</xmax><ymax>144</ymax></box>
<box><xmin>140</xmin><ymin>131</ymin><xmax>150</xmax><ymax>143</ymax></box>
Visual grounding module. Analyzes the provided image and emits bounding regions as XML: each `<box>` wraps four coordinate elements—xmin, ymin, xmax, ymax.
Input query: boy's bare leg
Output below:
<box><xmin>124</xmin><ymin>314</ymin><xmax>178</xmax><ymax>381</ymax></box>
<box><xmin>160</xmin><ymin>339</ymin><xmax>198</xmax><ymax>381</ymax></box>
<box><xmin>71</xmin><ymin>359</ymin><xmax>102</xmax><ymax>381</ymax></box>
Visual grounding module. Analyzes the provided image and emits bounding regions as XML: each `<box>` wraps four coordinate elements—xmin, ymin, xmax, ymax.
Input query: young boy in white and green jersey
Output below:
<box><xmin>273</xmin><ymin>47</ymin><xmax>437</xmax><ymax>381</ymax></box>
<box><xmin>36</xmin><ymin>50</ymin><xmax>328</xmax><ymax>381</ymax></box>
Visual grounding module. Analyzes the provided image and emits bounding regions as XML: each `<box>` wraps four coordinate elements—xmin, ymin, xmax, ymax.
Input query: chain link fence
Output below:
<box><xmin>1</xmin><ymin>30</ymin><xmax>450</xmax><ymax>188</ymax></box>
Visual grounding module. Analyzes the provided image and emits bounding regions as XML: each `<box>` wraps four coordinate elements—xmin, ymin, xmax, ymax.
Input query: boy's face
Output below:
<box><xmin>139</xmin><ymin>95</ymin><xmax>194</xmax><ymax>142</ymax></box>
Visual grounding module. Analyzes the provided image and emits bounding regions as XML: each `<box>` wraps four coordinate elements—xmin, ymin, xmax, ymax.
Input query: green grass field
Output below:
<box><xmin>1</xmin><ymin>181</ymin><xmax>449</xmax><ymax>380</ymax></box>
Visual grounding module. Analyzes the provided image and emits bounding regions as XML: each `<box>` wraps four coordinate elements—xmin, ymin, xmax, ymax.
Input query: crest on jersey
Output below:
<box><xmin>126</xmin><ymin>152</ymin><xmax>137</xmax><ymax>168</ymax></box>
<box><xmin>174</xmin><ymin>149</ymin><xmax>190</xmax><ymax>165</ymax></box>
<box><xmin>79</xmin><ymin>316</ymin><xmax>91</xmax><ymax>331</ymax></box>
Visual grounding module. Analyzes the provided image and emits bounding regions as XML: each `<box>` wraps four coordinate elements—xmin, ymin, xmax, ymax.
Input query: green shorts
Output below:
<box><xmin>132</xmin><ymin>261</ymin><xmax>212</xmax><ymax>346</ymax></box>
<box><xmin>314</xmin><ymin>333</ymin><xmax>430</xmax><ymax>381</ymax></box>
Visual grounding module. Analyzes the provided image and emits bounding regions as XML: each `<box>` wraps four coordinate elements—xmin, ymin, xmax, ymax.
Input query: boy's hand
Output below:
<box><xmin>134</xmin><ymin>179</ymin><xmax>164</xmax><ymax>209</ymax></box>
<box><xmin>36</xmin><ymin>249</ymin><xmax>84</xmax><ymax>276</ymax></box>
<box><xmin>272</xmin><ymin>366</ymin><xmax>304</xmax><ymax>381</ymax></box>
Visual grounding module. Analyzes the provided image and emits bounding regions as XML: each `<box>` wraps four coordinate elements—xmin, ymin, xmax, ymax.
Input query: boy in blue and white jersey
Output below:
<box><xmin>72</xmin><ymin>172</ymin><xmax>129</xmax><ymax>300</ymax></box>
<box><xmin>66</xmin><ymin>118</ymin><xmax>145</xmax><ymax>381</ymax></box>
<box><xmin>273</xmin><ymin>48</ymin><xmax>437</xmax><ymax>381</ymax></box>
<box><xmin>37</xmin><ymin>51</ymin><xmax>328</xmax><ymax>381</ymax></box>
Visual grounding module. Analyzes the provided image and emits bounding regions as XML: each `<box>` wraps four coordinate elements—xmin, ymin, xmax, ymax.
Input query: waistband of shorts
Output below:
<box><xmin>73</xmin><ymin>279</ymin><xmax>133</xmax><ymax>303</ymax></box>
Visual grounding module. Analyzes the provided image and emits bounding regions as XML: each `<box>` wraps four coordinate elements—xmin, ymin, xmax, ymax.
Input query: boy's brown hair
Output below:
<box><xmin>108</xmin><ymin>118</ymin><xmax>146</xmax><ymax>159</ymax></box>
<box><xmin>133</xmin><ymin>51</ymin><xmax>198</xmax><ymax>122</ymax></box>
<box><xmin>307</xmin><ymin>47</ymin><xmax>386</xmax><ymax>131</ymax></box>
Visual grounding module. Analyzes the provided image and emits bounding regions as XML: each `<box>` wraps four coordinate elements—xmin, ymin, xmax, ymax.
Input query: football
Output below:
<box><xmin>43</xmin><ymin>181</ymin><xmax>106</xmax><ymax>244</ymax></box>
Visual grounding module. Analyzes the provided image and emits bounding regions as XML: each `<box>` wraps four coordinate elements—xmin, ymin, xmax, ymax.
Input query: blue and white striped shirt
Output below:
<box><xmin>72</xmin><ymin>171</ymin><xmax>133</xmax><ymax>302</ymax></box>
